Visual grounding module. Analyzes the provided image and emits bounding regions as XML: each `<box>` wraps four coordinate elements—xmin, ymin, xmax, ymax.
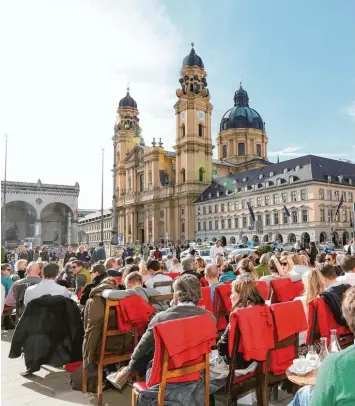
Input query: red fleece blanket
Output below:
<box><xmin>116</xmin><ymin>295</ymin><xmax>155</xmax><ymax>333</ymax></box>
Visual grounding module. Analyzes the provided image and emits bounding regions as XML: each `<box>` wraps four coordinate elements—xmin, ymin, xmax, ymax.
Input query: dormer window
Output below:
<box><xmin>276</xmin><ymin>178</ymin><xmax>281</xmax><ymax>186</ymax></box>
<box><xmin>338</xmin><ymin>175</ymin><xmax>343</xmax><ymax>183</ymax></box>
<box><xmin>242</xmin><ymin>177</ymin><xmax>247</xmax><ymax>183</ymax></box>
<box><xmin>225</xmin><ymin>190</ymin><xmax>229</xmax><ymax>196</ymax></box>
<box><xmin>327</xmin><ymin>175</ymin><xmax>331</xmax><ymax>182</ymax></box>
<box><xmin>216</xmin><ymin>192</ymin><xmax>220</xmax><ymax>197</ymax></box>
<box><xmin>265</xmin><ymin>181</ymin><xmax>270</xmax><ymax>187</ymax></box>
<box><xmin>295</xmin><ymin>165</ymin><xmax>300</xmax><ymax>171</ymax></box>
<box><xmin>283</xmin><ymin>168</ymin><xmax>288</xmax><ymax>174</ymax></box>
<box><xmin>259</xmin><ymin>174</ymin><xmax>263</xmax><ymax>179</ymax></box>
<box><xmin>208</xmin><ymin>193</ymin><xmax>211</xmax><ymax>199</ymax></box>
<box><xmin>269</xmin><ymin>171</ymin><xmax>274</xmax><ymax>177</ymax></box>
<box><xmin>349</xmin><ymin>179</ymin><xmax>353</xmax><ymax>185</ymax></box>
<box><xmin>289</xmin><ymin>176</ymin><xmax>294</xmax><ymax>183</ymax></box>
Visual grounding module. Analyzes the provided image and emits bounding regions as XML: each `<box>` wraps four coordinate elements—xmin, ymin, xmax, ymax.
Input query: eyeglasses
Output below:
<box><xmin>280</xmin><ymin>262</ymin><xmax>288</xmax><ymax>266</ymax></box>
<box><xmin>71</xmin><ymin>266</ymin><xmax>77</xmax><ymax>269</ymax></box>
<box><xmin>4</xmin><ymin>268</ymin><xmax>11</xmax><ymax>272</ymax></box>
<box><xmin>325</xmin><ymin>257</ymin><xmax>332</xmax><ymax>261</ymax></box>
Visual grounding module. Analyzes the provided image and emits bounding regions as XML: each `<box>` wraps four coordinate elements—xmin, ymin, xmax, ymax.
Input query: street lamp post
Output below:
<box><xmin>111</xmin><ymin>134</ymin><xmax>118</xmax><ymax>246</ymax></box>
<box><xmin>100</xmin><ymin>148</ymin><xmax>104</xmax><ymax>243</ymax></box>
<box><xmin>2</xmin><ymin>134</ymin><xmax>8</xmax><ymax>247</ymax></box>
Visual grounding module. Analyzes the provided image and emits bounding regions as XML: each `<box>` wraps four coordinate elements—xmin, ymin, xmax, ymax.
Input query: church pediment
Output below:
<box><xmin>124</xmin><ymin>144</ymin><xmax>146</xmax><ymax>167</ymax></box>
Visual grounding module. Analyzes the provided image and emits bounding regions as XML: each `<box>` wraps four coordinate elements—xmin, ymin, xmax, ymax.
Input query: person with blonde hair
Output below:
<box><xmin>15</xmin><ymin>259</ymin><xmax>28</xmax><ymax>280</ymax></box>
<box><xmin>289</xmin><ymin>253</ymin><xmax>310</xmax><ymax>277</ymax></box>
<box><xmin>236</xmin><ymin>258</ymin><xmax>259</xmax><ymax>281</ymax></box>
<box><xmin>139</xmin><ymin>260</ymin><xmax>147</xmax><ymax>275</ymax></box>
<box><xmin>160</xmin><ymin>260</ymin><xmax>167</xmax><ymax>273</ymax></box>
<box><xmin>104</xmin><ymin>257</ymin><xmax>121</xmax><ymax>277</ymax></box>
<box><xmin>195</xmin><ymin>257</ymin><xmax>206</xmax><ymax>275</ymax></box>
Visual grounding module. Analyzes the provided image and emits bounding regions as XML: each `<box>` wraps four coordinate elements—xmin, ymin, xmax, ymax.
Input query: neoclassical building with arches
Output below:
<box><xmin>194</xmin><ymin>155</ymin><xmax>355</xmax><ymax>247</ymax></box>
<box><xmin>1</xmin><ymin>179</ymin><xmax>79</xmax><ymax>248</ymax></box>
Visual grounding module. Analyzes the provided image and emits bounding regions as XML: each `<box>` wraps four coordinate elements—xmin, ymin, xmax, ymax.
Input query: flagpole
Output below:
<box><xmin>327</xmin><ymin>176</ymin><xmax>332</xmax><ymax>245</ymax></box>
<box><xmin>2</xmin><ymin>134</ymin><xmax>8</xmax><ymax>247</ymax></box>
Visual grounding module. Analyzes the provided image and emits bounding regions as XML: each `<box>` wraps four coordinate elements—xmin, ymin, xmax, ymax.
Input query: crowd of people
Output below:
<box><xmin>1</xmin><ymin>238</ymin><xmax>355</xmax><ymax>405</ymax></box>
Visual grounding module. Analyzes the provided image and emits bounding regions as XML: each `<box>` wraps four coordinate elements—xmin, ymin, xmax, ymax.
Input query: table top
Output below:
<box><xmin>286</xmin><ymin>368</ymin><xmax>317</xmax><ymax>387</ymax></box>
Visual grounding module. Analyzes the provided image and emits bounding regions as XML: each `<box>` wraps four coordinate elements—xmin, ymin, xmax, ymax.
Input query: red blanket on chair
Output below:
<box><xmin>116</xmin><ymin>295</ymin><xmax>155</xmax><ymax>333</ymax></box>
<box><xmin>147</xmin><ymin>314</ymin><xmax>217</xmax><ymax>387</ymax></box>
<box><xmin>228</xmin><ymin>305</ymin><xmax>274</xmax><ymax>361</ymax></box>
<box><xmin>198</xmin><ymin>287</ymin><xmax>213</xmax><ymax>313</ymax></box>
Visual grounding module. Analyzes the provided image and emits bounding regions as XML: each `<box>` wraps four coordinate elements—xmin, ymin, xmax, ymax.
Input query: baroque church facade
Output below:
<box><xmin>114</xmin><ymin>45</ymin><xmax>269</xmax><ymax>245</ymax></box>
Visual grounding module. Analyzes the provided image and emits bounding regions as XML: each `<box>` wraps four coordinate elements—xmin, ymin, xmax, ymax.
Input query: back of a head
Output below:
<box><xmin>91</xmin><ymin>263</ymin><xmax>106</xmax><ymax>276</ymax></box>
<box><xmin>99</xmin><ymin>242</ymin><xmax>104</xmax><ymax>247</ymax></box>
<box><xmin>125</xmin><ymin>271</ymin><xmax>143</xmax><ymax>286</ymax></box>
<box><xmin>182</xmin><ymin>256</ymin><xmax>195</xmax><ymax>272</ymax></box>
<box><xmin>317</xmin><ymin>263</ymin><xmax>337</xmax><ymax>280</ymax></box>
<box><xmin>231</xmin><ymin>279</ymin><xmax>265</xmax><ymax>308</ymax></box>
<box><xmin>260</xmin><ymin>253</ymin><xmax>270</xmax><ymax>266</ymax></box>
<box><xmin>173</xmin><ymin>273</ymin><xmax>201</xmax><ymax>304</ymax></box>
<box><xmin>268</xmin><ymin>258</ymin><xmax>279</xmax><ymax>274</ymax></box>
<box><xmin>205</xmin><ymin>264</ymin><xmax>219</xmax><ymax>279</ymax></box>
<box><xmin>43</xmin><ymin>263</ymin><xmax>59</xmax><ymax>279</ymax></box>
<box><xmin>167</xmin><ymin>253</ymin><xmax>173</xmax><ymax>260</ymax></box>
<box><xmin>104</xmin><ymin>257</ymin><xmax>116</xmax><ymax>269</ymax></box>
<box><xmin>291</xmin><ymin>254</ymin><xmax>301</xmax><ymax>265</ymax></box>
<box><xmin>343</xmin><ymin>256</ymin><xmax>355</xmax><ymax>273</ymax></box>
<box><xmin>342</xmin><ymin>286</ymin><xmax>355</xmax><ymax>333</ymax></box>
<box><xmin>147</xmin><ymin>259</ymin><xmax>160</xmax><ymax>272</ymax></box>
<box><xmin>27</xmin><ymin>261</ymin><xmax>40</xmax><ymax>276</ymax></box>
<box><xmin>304</xmin><ymin>268</ymin><xmax>325</xmax><ymax>304</ymax></box>
<box><xmin>172</xmin><ymin>257</ymin><xmax>179</xmax><ymax>265</ymax></box>
<box><xmin>125</xmin><ymin>256</ymin><xmax>134</xmax><ymax>265</ymax></box>
<box><xmin>316</xmin><ymin>252</ymin><xmax>326</xmax><ymax>264</ymax></box>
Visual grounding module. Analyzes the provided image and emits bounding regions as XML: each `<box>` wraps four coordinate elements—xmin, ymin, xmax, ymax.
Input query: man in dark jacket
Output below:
<box><xmin>91</xmin><ymin>242</ymin><xmax>106</xmax><ymax>264</ymax></box>
<box><xmin>63</xmin><ymin>246</ymin><xmax>76</xmax><ymax>265</ymax></box>
<box><xmin>9</xmin><ymin>294</ymin><xmax>83</xmax><ymax>376</ymax></box>
<box><xmin>107</xmin><ymin>274</ymin><xmax>215</xmax><ymax>390</ymax></box>
<box><xmin>80</xmin><ymin>263</ymin><xmax>107</xmax><ymax>306</ymax></box>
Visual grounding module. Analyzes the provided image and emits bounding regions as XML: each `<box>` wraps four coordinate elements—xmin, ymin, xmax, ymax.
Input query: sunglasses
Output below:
<box><xmin>71</xmin><ymin>266</ymin><xmax>77</xmax><ymax>269</ymax></box>
<box><xmin>4</xmin><ymin>268</ymin><xmax>11</xmax><ymax>272</ymax></box>
<box><xmin>280</xmin><ymin>262</ymin><xmax>288</xmax><ymax>266</ymax></box>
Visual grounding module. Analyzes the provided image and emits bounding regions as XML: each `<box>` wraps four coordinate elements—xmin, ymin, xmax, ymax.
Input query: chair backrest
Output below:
<box><xmin>198</xmin><ymin>287</ymin><xmax>213</xmax><ymax>313</ymax></box>
<box><xmin>149</xmin><ymin>293</ymin><xmax>174</xmax><ymax>305</ymax></box>
<box><xmin>306</xmin><ymin>296</ymin><xmax>354</xmax><ymax>347</ymax></box>
<box><xmin>164</xmin><ymin>272</ymin><xmax>180</xmax><ymax>280</ymax></box>
<box><xmin>214</xmin><ymin>283</ymin><xmax>232</xmax><ymax>330</ymax></box>
<box><xmin>153</xmin><ymin>280</ymin><xmax>173</xmax><ymax>294</ymax></box>
<box><xmin>293</xmin><ymin>280</ymin><xmax>304</xmax><ymax>297</ymax></box>
<box><xmin>114</xmin><ymin>276</ymin><xmax>123</xmax><ymax>285</ymax></box>
<box><xmin>147</xmin><ymin>314</ymin><xmax>216</xmax><ymax>405</ymax></box>
<box><xmin>255</xmin><ymin>281</ymin><xmax>269</xmax><ymax>300</ymax></box>
<box><xmin>270</xmin><ymin>278</ymin><xmax>297</xmax><ymax>303</ymax></box>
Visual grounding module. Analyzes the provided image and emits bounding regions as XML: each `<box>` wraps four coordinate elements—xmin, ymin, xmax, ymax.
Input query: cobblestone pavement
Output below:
<box><xmin>1</xmin><ymin>329</ymin><xmax>293</xmax><ymax>406</ymax></box>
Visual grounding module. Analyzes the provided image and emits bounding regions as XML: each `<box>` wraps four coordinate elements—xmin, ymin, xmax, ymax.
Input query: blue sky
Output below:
<box><xmin>1</xmin><ymin>0</ymin><xmax>354</xmax><ymax>208</ymax></box>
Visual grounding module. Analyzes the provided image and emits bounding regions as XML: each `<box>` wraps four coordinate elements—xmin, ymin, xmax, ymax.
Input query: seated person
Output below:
<box><xmin>236</xmin><ymin>258</ymin><xmax>259</xmax><ymax>281</ymax></box>
<box><xmin>336</xmin><ymin>256</ymin><xmax>355</xmax><ymax>287</ymax></box>
<box><xmin>57</xmin><ymin>262</ymin><xmax>75</xmax><ymax>289</ymax></box>
<box><xmin>169</xmin><ymin>257</ymin><xmax>183</xmax><ymax>273</ymax></box>
<box><xmin>166</xmin><ymin>253</ymin><xmax>173</xmax><ymax>270</ymax></box>
<box><xmin>181</xmin><ymin>256</ymin><xmax>203</xmax><ymax>280</ymax></box>
<box><xmin>5</xmin><ymin>262</ymin><xmax>42</xmax><ymax>316</ymax></box>
<box><xmin>14</xmin><ymin>259</ymin><xmax>28</xmax><ymax>281</ymax></box>
<box><xmin>259</xmin><ymin>257</ymin><xmax>282</xmax><ymax>285</ymax></box>
<box><xmin>219</xmin><ymin>263</ymin><xmax>236</xmax><ymax>283</ymax></box>
<box><xmin>288</xmin><ymin>286</ymin><xmax>355</xmax><ymax>406</ymax></box>
<box><xmin>119</xmin><ymin>256</ymin><xmax>134</xmax><ymax>275</ymax></box>
<box><xmin>80</xmin><ymin>263</ymin><xmax>107</xmax><ymax>306</ymax></box>
<box><xmin>254</xmin><ymin>253</ymin><xmax>271</xmax><ymax>278</ymax></box>
<box><xmin>325</xmin><ymin>251</ymin><xmax>343</xmax><ymax>276</ymax></box>
<box><xmin>204</xmin><ymin>264</ymin><xmax>223</xmax><ymax>302</ymax></box>
<box><xmin>105</xmin><ymin>257</ymin><xmax>122</xmax><ymax>277</ymax></box>
<box><xmin>71</xmin><ymin>260</ymin><xmax>91</xmax><ymax>294</ymax></box>
<box><xmin>24</xmin><ymin>263</ymin><xmax>70</xmax><ymax>306</ymax></box>
<box><xmin>101</xmin><ymin>271</ymin><xmax>168</xmax><ymax>312</ymax></box>
<box><xmin>289</xmin><ymin>254</ymin><xmax>310</xmax><ymax>278</ymax></box>
<box><xmin>145</xmin><ymin>260</ymin><xmax>173</xmax><ymax>294</ymax></box>
<box><xmin>270</xmin><ymin>255</ymin><xmax>304</xmax><ymax>282</ymax></box>
<box><xmin>107</xmin><ymin>274</ymin><xmax>215</xmax><ymax>390</ymax></box>
<box><xmin>1</xmin><ymin>264</ymin><xmax>13</xmax><ymax>296</ymax></box>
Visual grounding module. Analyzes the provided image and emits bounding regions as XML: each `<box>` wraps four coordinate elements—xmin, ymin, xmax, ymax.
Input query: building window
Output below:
<box><xmin>181</xmin><ymin>168</ymin><xmax>186</xmax><ymax>183</ymax></box>
<box><xmin>282</xmin><ymin>192</ymin><xmax>287</xmax><ymax>203</ymax></box>
<box><xmin>199</xmin><ymin>167</ymin><xmax>204</xmax><ymax>182</ymax></box>
<box><xmin>209</xmin><ymin>220</ymin><xmax>212</xmax><ymax>230</ymax></box>
<box><xmin>328</xmin><ymin>190</ymin><xmax>332</xmax><ymax>200</ymax></box>
<box><xmin>208</xmin><ymin>206</ymin><xmax>212</xmax><ymax>214</ymax></box>
<box><xmin>234</xmin><ymin>217</ymin><xmax>239</xmax><ymax>228</ymax></box>
<box><xmin>235</xmin><ymin>201</ymin><xmax>239</xmax><ymax>210</ymax></box>
<box><xmin>202</xmin><ymin>207</ymin><xmax>206</xmax><ymax>215</ymax></box>
<box><xmin>291</xmin><ymin>191</ymin><xmax>297</xmax><ymax>202</ymax></box>
<box><xmin>203</xmin><ymin>221</ymin><xmax>206</xmax><ymax>231</ymax></box>
<box><xmin>222</xmin><ymin>145</ymin><xmax>227</xmax><ymax>158</ymax></box>
<box><xmin>181</xmin><ymin>222</ymin><xmax>185</xmax><ymax>233</ymax></box>
<box><xmin>257</xmin><ymin>197</ymin><xmax>262</xmax><ymax>207</ymax></box>
<box><xmin>349</xmin><ymin>192</ymin><xmax>353</xmax><ymax>203</ymax></box>
<box><xmin>265</xmin><ymin>196</ymin><xmax>270</xmax><ymax>206</ymax></box>
<box><xmin>273</xmin><ymin>194</ymin><xmax>279</xmax><ymax>205</ymax></box>
<box><xmin>292</xmin><ymin>210</ymin><xmax>298</xmax><ymax>223</ymax></box>
<box><xmin>283</xmin><ymin>212</ymin><xmax>289</xmax><ymax>224</ymax></box>
<box><xmin>221</xmin><ymin>204</ymin><xmax>225</xmax><ymax>212</ymax></box>
<box><xmin>265</xmin><ymin>214</ymin><xmax>271</xmax><ymax>225</ymax></box>
<box><xmin>242</xmin><ymin>216</ymin><xmax>247</xmax><ymax>228</ymax></box>
<box><xmin>215</xmin><ymin>220</ymin><xmax>219</xmax><ymax>229</ymax></box>
<box><xmin>215</xmin><ymin>204</ymin><xmax>218</xmax><ymax>213</ymax></box>
<box><xmin>212</xmin><ymin>169</ymin><xmax>217</xmax><ymax>180</ymax></box>
<box><xmin>242</xmin><ymin>200</ymin><xmax>246</xmax><ymax>209</ymax></box>
<box><xmin>342</xmin><ymin>191</ymin><xmax>346</xmax><ymax>202</ymax></box>
<box><xmin>334</xmin><ymin>191</ymin><xmax>340</xmax><ymax>201</ymax></box>
<box><xmin>320</xmin><ymin>208</ymin><xmax>325</xmax><ymax>222</ymax></box>
<box><xmin>148</xmin><ymin>171</ymin><xmax>152</xmax><ymax>185</ymax></box>
<box><xmin>139</xmin><ymin>174</ymin><xmax>144</xmax><ymax>192</ymax></box>
<box><xmin>256</xmin><ymin>144</ymin><xmax>262</xmax><ymax>157</ymax></box>
<box><xmin>302</xmin><ymin>210</ymin><xmax>308</xmax><ymax>222</ymax></box>
<box><xmin>319</xmin><ymin>189</ymin><xmax>324</xmax><ymax>200</ymax></box>
<box><xmin>227</xmin><ymin>218</ymin><xmax>232</xmax><ymax>229</ymax></box>
<box><xmin>238</xmin><ymin>143</ymin><xmax>245</xmax><ymax>156</ymax></box>
<box><xmin>301</xmin><ymin>189</ymin><xmax>307</xmax><ymax>200</ymax></box>
<box><xmin>198</xmin><ymin>124</ymin><xmax>203</xmax><ymax>137</ymax></box>
<box><xmin>342</xmin><ymin>209</ymin><xmax>347</xmax><ymax>222</ymax></box>
<box><xmin>274</xmin><ymin>213</ymin><xmax>279</xmax><ymax>225</ymax></box>
<box><xmin>221</xmin><ymin>219</ymin><xmax>225</xmax><ymax>229</ymax></box>
<box><xmin>257</xmin><ymin>215</ymin><xmax>262</xmax><ymax>223</ymax></box>
<box><xmin>197</xmin><ymin>206</ymin><xmax>201</xmax><ymax>215</ymax></box>
<box><xmin>181</xmin><ymin>123</ymin><xmax>185</xmax><ymax>138</ymax></box>
<box><xmin>228</xmin><ymin>202</ymin><xmax>232</xmax><ymax>211</ymax></box>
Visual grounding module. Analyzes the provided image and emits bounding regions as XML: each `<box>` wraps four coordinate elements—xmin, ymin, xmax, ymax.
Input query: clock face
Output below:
<box><xmin>197</xmin><ymin>110</ymin><xmax>205</xmax><ymax>121</ymax></box>
<box><xmin>180</xmin><ymin>111</ymin><xmax>185</xmax><ymax>122</ymax></box>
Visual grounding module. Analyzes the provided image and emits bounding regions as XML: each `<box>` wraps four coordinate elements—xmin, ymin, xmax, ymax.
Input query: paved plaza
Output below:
<box><xmin>1</xmin><ymin>329</ymin><xmax>294</xmax><ymax>406</ymax></box>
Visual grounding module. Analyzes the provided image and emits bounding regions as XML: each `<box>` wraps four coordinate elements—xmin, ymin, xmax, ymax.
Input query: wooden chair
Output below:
<box><xmin>270</xmin><ymin>278</ymin><xmax>299</xmax><ymax>303</ymax></box>
<box><xmin>153</xmin><ymin>280</ymin><xmax>173</xmax><ymax>293</ymax></box>
<box><xmin>214</xmin><ymin>284</ymin><xmax>232</xmax><ymax>330</ymax></box>
<box><xmin>132</xmin><ymin>314</ymin><xmax>215</xmax><ymax>405</ymax></box>
<box><xmin>82</xmin><ymin>299</ymin><xmax>139</xmax><ymax>405</ymax></box>
<box><xmin>149</xmin><ymin>293</ymin><xmax>174</xmax><ymax>306</ymax></box>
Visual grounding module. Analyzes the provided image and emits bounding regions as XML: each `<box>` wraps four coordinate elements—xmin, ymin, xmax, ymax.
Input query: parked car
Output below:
<box><xmin>181</xmin><ymin>248</ymin><xmax>212</xmax><ymax>264</ymax></box>
<box><xmin>228</xmin><ymin>248</ymin><xmax>256</xmax><ymax>260</ymax></box>
<box><xmin>276</xmin><ymin>243</ymin><xmax>296</xmax><ymax>252</ymax></box>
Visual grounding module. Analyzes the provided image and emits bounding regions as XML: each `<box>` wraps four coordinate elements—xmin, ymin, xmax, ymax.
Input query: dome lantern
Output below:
<box><xmin>182</xmin><ymin>43</ymin><xmax>204</xmax><ymax>69</ymax></box>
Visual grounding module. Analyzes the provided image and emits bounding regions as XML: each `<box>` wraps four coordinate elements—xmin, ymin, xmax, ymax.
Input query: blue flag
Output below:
<box><xmin>283</xmin><ymin>201</ymin><xmax>291</xmax><ymax>217</ymax></box>
<box><xmin>335</xmin><ymin>195</ymin><xmax>344</xmax><ymax>217</ymax></box>
<box><xmin>247</xmin><ymin>201</ymin><xmax>255</xmax><ymax>222</ymax></box>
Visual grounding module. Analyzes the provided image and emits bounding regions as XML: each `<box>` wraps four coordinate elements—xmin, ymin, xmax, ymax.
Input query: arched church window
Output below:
<box><xmin>198</xmin><ymin>124</ymin><xmax>203</xmax><ymax>137</ymax></box>
<box><xmin>222</xmin><ymin>145</ymin><xmax>227</xmax><ymax>158</ymax></box>
<box><xmin>238</xmin><ymin>143</ymin><xmax>245</xmax><ymax>156</ymax></box>
<box><xmin>181</xmin><ymin>168</ymin><xmax>186</xmax><ymax>183</ymax></box>
<box><xmin>256</xmin><ymin>144</ymin><xmax>262</xmax><ymax>157</ymax></box>
<box><xmin>199</xmin><ymin>167</ymin><xmax>204</xmax><ymax>182</ymax></box>
<box><xmin>181</xmin><ymin>123</ymin><xmax>185</xmax><ymax>138</ymax></box>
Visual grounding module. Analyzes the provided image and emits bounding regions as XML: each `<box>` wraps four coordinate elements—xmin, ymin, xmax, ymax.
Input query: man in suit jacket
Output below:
<box><xmin>107</xmin><ymin>273</ymin><xmax>216</xmax><ymax>391</ymax></box>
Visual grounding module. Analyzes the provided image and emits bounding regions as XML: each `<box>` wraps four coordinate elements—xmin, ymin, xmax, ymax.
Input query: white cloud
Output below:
<box><xmin>0</xmin><ymin>0</ymin><xmax>183</xmax><ymax>208</ymax></box>
<box><xmin>269</xmin><ymin>147</ymin><xmax>347</xmax><ymax>159</ymax></box>
<box><xmin>345</xmin><ymin>100</ymin><xmax>355</xmax><ymax>119</ymax></box>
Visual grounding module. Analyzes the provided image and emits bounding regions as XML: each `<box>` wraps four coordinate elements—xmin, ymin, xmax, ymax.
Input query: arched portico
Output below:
<box><xmin>40</xmin><ymin>203</ymin><xmax>74</xmax><ymax>246</ymax></box>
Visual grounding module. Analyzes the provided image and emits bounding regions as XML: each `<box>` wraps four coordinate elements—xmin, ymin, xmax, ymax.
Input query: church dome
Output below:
<box><xmin>119</xmin><ymin>88</ymin><xmax>137</xmax><ymax>109</ymax></box>
<box><xmin>220</xmin><ymin>83</ymin><xmax>264</xmax><ymax>131</ymax></box>
<box><xmin>182</xmin><ymin>44</ymin><xmax>204</xmax><ymax>69</ymax></box>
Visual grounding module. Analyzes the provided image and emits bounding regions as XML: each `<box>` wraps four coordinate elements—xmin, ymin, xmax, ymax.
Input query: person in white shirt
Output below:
<box><xmin>145</xmin><ymin>259</ymin><xmax>173</xmax><ymax>294</ymax></box>
<box><xmin>166</xmin><ymin>253</ymin><xmax>174</xmax><ymax>271</ymax></box>
<box><xmin>210</xmin><ymin>240</ymin><xmax>225</xmax><ymax>263</ymax></box>
<box><xmin>337</xmin><ymin>256</ymin><xmax>355</xmax><ymax>287</ymax></box>
<box><xmin>169</xmin><ymin>257</ymin><xmax>183</xmax><ymax>273</ymax></box>
<box><xmin>24</xmin><ymin>263</ymin><xmax>70</xmax><ymax>306</ymax></box>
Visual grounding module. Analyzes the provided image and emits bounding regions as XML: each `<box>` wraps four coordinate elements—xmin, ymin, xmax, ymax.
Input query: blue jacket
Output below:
<box><xmin>1</xmin><ymin>275</ymin><xmax>13</xmax><ymax>296</ymax></box>
<box><xmin>219</xmin><ymin>271</ymin><xmax>236</xmax><ymax>283</ymax></box>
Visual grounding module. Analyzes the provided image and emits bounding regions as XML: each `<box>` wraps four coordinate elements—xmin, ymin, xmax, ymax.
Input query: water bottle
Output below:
<box><xmin>317</xmin><ymin>337</ymin><xmax>329</xmax><ymax>366</ymax></box>
<box><xmin>328</xmin><ymin>329</ymin><xmax>341</xmax><ymax>353</ymax></box>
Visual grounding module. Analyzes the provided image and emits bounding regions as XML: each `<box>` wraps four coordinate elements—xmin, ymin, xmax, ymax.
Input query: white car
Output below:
<box><xmin>180</xmin><ymin>248</ymin><xmax>212</xmax><ymax>264</ymax></box>
<box><xmin>228</xmin><ymin>248</ymin><xmax>255</xmax><ymax>260</ymax></box>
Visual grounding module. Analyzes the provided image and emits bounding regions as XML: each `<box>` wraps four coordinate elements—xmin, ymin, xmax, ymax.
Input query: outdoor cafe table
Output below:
<box><xmin>286</xmin><ymin>368</ymin><xmax>317</xmax><ymax>387</ymax></box>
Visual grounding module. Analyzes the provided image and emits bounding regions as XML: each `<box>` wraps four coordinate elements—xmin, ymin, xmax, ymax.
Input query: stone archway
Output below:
<box><xmin>221</xmin><ymin>236</ymin><xmax>227</xmax><ymax>247</ymax></box>
<box><xmin>301</xmin><ymin>232</ymin><xmax>310</xmax><ymax>248</ymax></box>
<box><xmin>230</xmin><ymin>236</ymin><xmax>236</xmax><ymax>244</ymax></box>
<box><xmin>263</xmin><ymin>234</ymin><xmax>269</xmax><ymax>242</ymax></box>
<box><xmin>332</xmin><ymin>231</ymin><xmax>339</xmax><ymax>246</ymax></box>
<box><xmin>197</xmin><ymin>238</ymin><xmax>202</xmax><ymax>244</ymax></box>
<box><xmin>288</xmin><ymin>233</ymin><xmax>296</xmax><ymax>244</ymax></box>
<box><xmin>343</xmin><ymin>231</ymin><xmax>349</xmax><ymax>246</ymax></box>
<box><xmin>275</xmin><ymin>233</ymin><xmax>283</xmax><ymax>243</ymax></box>
<box><xmin>40</xmin><ymin>203</ymin><xmax>74</xmax><ymax>246</ymax></box>
<box><xmin>2</xmin><ymin>201</ymin><xmax>38</xmax><ymax>248</ymax></box>
<box><xmin>242</xmin><ymin>236</ymin><xmax>248</xmax><ymax>245</ymax></box>
<box><xmin>319</xmin><ymin>232</ymin><xmax>327</xmax><ymax>244</ymax></box>
<box><xmin>252</xmin><ymin>235</ymin><xmax>260</xmax><ymax>245</ymax></box>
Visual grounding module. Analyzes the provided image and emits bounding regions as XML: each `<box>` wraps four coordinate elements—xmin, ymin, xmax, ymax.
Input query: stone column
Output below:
<box><xmin>35</xmin><ymin>219</ymin><xmax>42</xmax><ymax>244</ymax></box>
<box><xmin>71</xmin><ymin>220</ymin><xmax>78</xmax><ymax>246</ymax></box>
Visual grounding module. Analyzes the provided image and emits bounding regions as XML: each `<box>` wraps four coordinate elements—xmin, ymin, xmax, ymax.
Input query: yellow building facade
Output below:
<box><xmin>114</xmin><ymin>45</ymin><xmax>269</xmax><ymax>245</ymax></box>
